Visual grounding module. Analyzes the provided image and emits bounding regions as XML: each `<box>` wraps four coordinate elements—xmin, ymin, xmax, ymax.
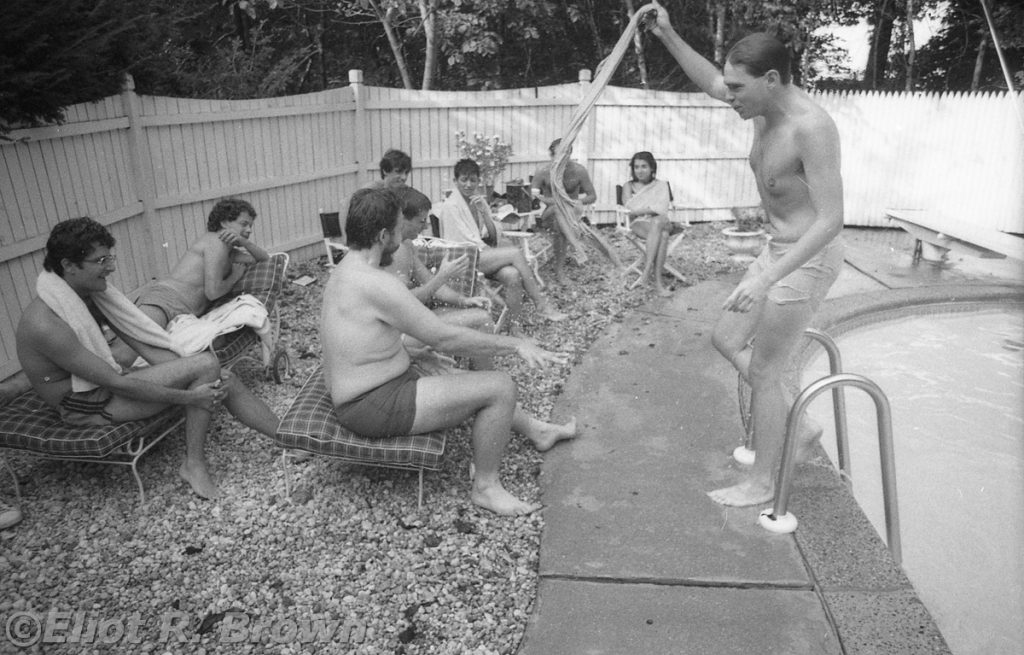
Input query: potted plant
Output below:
<box><xmin>454</xmin><ymin>131</ymin><xmax>513</xmax><ymax>196</ymax></box>
<box><xmin>722</xmin><ymin>206</ymin><xmax>768</xmax><ymax>262</ymax></box>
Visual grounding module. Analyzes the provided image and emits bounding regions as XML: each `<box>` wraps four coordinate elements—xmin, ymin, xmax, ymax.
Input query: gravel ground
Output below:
<box><xmin>0</xmin><ymin>224</ymin><xmax>744</xmax><ymax>655</ymax></box>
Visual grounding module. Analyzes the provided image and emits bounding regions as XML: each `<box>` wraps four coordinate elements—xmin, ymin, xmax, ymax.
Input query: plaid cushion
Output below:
<box><xmin>0</xmin><ymin>392</ymin><xmax>182</xmax><ymax>458</ymax></box>
<box><xmin>276</xmin><ymin>366</ymin><xmax>445</xmax><ymax>470</ymax></box>
<box><xmin>214</xmin><ymin>330</ymin><xmax>259</xmax><ymax>364</ymax></box>
<box><xmin>412</xmin><ymin>238</ymin><xmax>478</xmax><ymax>298</ymax></box>
<box><xmin>222</xmin><ymin>252</ymin><xmax>288</xmax><ymax>312</ymax></box>
<box><xmin>213</xmin><ymin>252</ymin><xmax>287</xmax><ymax>366</ymax></box>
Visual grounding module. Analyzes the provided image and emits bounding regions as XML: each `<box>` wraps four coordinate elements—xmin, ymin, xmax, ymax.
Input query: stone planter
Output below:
<box><xmin>722</xmin><ymin>226</ymin><xmax>767</xmax><ymax>263</ymax></box>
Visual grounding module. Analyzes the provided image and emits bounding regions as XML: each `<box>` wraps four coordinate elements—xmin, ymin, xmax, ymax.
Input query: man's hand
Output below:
<box><xmin>515</xmin><ymin>339</ymin><xmax>570</xmax><ymax>368</ymax></box>
<box><xmin>722</xmin><ymin>274</ymin><xmax>770</xmax><ymax>313</ymax></box>
<box><xmin>218</xmin><ymin>230</ymin><xmax>245</xmax><ymax>248</ymax></box>
<box><xmin>461</xmin><ymin>296</ymin><xmax>491</xmax><ymax>310</ymax></box>
<box><xmin>436</xmin><ymin>252</ymin><xmax>470</xmax><ymax>282</ymax></box>
<box><xmin>191</xmin><ymin>379</ymin><xmax>226</xmax><ymax>411</ymax></box>
<box><xmin>645</xmin><ymin>0</ymin><xmax>671</xmax><ymax>36</ymax></box>
<box><xmin>469</xmin><ymin>195</ymin><xmax>491</xmax><ymax>214</ymax></box>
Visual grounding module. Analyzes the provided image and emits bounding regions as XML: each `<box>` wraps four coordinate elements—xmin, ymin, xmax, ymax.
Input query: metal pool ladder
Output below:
<box><xmin>752</xmin><ymin>328</ymin><xmax>903</xmax><ymax>566</ymax></box>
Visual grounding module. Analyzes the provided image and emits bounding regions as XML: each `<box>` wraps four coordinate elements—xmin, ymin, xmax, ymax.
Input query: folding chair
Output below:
<box><xmin>275</xmin><ymin>365</ymin><xmax>446</xmax><ymax>509</ymax></box>
<box><xmin>614</xmin><ymin>183</ymin><xmax>688</xmax><ymax>289</ymax></box>
<box><xmin>413</xmin><ymin>236</ymin><xmax>510</xmax><ymax>333</ymax></box>
<box><xmin>319</xmin><ymin>209</ymin><xmax>347</xmax><ymax>267</ymax></box>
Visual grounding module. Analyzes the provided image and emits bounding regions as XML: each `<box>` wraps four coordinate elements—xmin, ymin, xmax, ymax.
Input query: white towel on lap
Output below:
<box><xmin>166</xmin><ymin>294</ymin><xmax>271</xmax><ymax>363</ymax></box>
<box><xmin>36</xmin><ymin>271</ymin><xmax>183</xmax><ymax>392</ymax></box>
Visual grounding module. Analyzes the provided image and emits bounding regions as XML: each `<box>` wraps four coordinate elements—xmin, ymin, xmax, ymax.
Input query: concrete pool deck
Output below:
<box><xmin>518</xmin><ymin>227</ymin><xmax>1024</xmax><ymax>654</ymax></box>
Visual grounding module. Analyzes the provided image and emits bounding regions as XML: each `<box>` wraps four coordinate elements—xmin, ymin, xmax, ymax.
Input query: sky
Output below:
<box><xmin>820</xmin><ymin>13</ymin><xmax>946</xmax><ymax>74</ymax></box>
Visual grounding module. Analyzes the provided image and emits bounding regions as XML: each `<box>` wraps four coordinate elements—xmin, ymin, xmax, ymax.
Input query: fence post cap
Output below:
<box><xmin>349</xmin><ymin>70</ymin><xmax>364</xmax><ymax>84</ymax></box>
<box><xmin>579</xmin><ymin>69</ymin><xmax>592</xmax><ymax>83</ymax></box>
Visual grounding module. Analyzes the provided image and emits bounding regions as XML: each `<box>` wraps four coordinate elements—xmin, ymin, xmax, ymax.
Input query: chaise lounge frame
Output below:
<box><xmin>0</xmin><ymin>253</ymin><xmax>292</xmax><ymax>506</ymax></box>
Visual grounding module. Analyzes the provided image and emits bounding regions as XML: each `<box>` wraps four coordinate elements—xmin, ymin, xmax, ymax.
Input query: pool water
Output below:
<box><xmin>801</xmin><ymin>307</ymin><xmax>1024</xmax><ymax>655</ymax></box>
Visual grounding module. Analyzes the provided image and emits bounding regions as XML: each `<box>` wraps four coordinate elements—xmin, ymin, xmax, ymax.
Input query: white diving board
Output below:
<box><xmin>885</xmin><ymin>208</ymin><xmax>1024</xmax><ymax>263</ymax></box>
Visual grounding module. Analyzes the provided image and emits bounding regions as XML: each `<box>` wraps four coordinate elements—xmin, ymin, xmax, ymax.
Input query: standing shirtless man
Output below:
<box><xmin>650</xmin><ymin>2</ymin><xmax>845</xmax><ymax>506</ymax></box>
<box><xmin>322</xmin><ymin>188</ymin><xmax>576</xmax><ymax>515</ymax></box>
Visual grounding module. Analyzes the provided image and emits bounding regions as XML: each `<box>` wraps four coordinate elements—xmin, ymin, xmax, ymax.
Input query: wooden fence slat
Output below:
<box><xmin>2</xmin><ymin>83</ymin><xmax>1021</xmax><ymax>379</ymax></box>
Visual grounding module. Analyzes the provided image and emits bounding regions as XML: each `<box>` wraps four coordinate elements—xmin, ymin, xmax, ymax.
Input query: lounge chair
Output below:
<box><xmin>0</xmin><ymin>253</ymin><xmax>292</xmax><ymax>505</ymax></box>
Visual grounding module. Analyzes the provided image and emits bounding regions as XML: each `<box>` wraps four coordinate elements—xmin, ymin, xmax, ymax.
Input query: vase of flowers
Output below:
<box><xmin>722</xmin><ymin>206</ymin><xmax>768</xmax><ymax>262</ymax></box>
<box><xmin>454</xmin><ymin>131</ymin><xmax>513</xmax><ymax>195</ymax></box>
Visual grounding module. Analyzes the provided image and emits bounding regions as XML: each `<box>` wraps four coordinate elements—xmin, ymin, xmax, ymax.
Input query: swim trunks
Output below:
<box><xmin>746</xmin><ymin>236</ymin><xmax>844</xmax><ymax>306</ymax></box>
<box><xmin>334</xmin><ymin>367</ymin><xmax>421</xmax><ymax>438</ymax></box>
<box><xmin>59</xmin><ymin>387</ymin><xmax>114</xmax><ymax>427</ymax></box>
<box><xmin>136</xmin><ymin>279</ymin><xmax>208</xmax><ymax>324</ymax></box>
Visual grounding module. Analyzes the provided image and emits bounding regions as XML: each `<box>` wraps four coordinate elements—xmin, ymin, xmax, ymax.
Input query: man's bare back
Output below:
<box><xmin>321</xmin><ymin>254</ymin><xmax>413</xmax><ymax>405</ymax></box>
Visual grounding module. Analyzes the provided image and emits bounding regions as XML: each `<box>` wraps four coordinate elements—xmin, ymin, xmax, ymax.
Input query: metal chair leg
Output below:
<box><xmin>0</xmin><ymin>456</ymin><xmax>21</xmax><ymax>503</ymax></box>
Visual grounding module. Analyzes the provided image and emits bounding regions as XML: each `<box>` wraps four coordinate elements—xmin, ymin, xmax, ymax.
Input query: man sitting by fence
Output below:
<box><xmin>322</xmin><ymin>188</ymin><xmax>575</xmax><ymax>515</ymax></box>
<box><xmin>16</xmin><ymin>218</ymin><xmax>281</xmax><ymax>499</ymax></box>
<box><xmin>437</xmin><ymin>158</ymin><xmax>568</xmax><ymax>332</ymax></box>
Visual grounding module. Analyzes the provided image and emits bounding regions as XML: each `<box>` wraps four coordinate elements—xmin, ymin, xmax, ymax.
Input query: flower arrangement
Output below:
<box><xmin>729</xmin><ymin>206</ymin><xmax>767</xmax><ymax>233</ymax></box>
<box><xmin>454</xmin><ymin>131</ymin><xmax>513</xmax><ymax>187</ymax></box>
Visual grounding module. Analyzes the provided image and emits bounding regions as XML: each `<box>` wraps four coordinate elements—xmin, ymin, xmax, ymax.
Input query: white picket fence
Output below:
<box><xmin>0</xmin><ymin>71</ymin><xmax>1021</xmax><ymax>379</ymax></box>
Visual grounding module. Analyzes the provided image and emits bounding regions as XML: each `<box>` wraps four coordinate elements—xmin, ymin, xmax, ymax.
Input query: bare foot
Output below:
<box><xmin>538</xmin><ymin>305</ymin><xmax>568</xmax><ymax>322</ymax></box>
<box><xmin>530</xmin><ymin>416</ymin><xmax>578</xmax><ymax>452</ymax></box>
<box><xmin>795</xmin><ymin>418</ymin><xmax>824</xmax><ymax>464</ymax></box>
<box><xmin>471</xmin><ymin>483</ymin><xmax>541</xmax><ymax>515</ymax></box>
<box><xmin>179</xmin><ymin>461</ymin><xmax>220</xmax><ymax>499</ymax></box>
<box><xmin>706</xmin><ymin>479</ymin><xmax>773</xmax><ymax>507</ymax></box>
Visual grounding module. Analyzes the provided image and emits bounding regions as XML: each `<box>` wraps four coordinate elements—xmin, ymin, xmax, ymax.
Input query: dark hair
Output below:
<box><xmin>379</xmin><ymin>149</ymin><xmax>412</xmax><ymax>177</ymax></box>
<box><xmin>393</xmin><ymin>186</ymin><xmax>432</xmax><ymax>219</ymax></box>
<box><xmin>43</xmin><ymin>217</ymin><xmax>115</xmax><ymax>276</ymax></box>
<box><xmin>727</xmin><ymin>33</ymin><xmax>792</xmax><ymax>85</ymax></box>
<box><xmin>453</xmin><ymin>158</ymin><xmax>480</xmax><ymax>179</ymax></box>
<box><xmin>629</xmin><ymin>151</ymin><xmax>658</xmax><ymax>181</ymax></box>
<box><xmin>207</xmin><ymin>198</ymin><xmax>257</xmax><ymax>232</ymax></box>
<box><xmin>548</xmin><ymin>138</ymin><xmax>572</xmax><ymax>156</ymax></box>
<box><xmin>346</xmin><ymin>188</ymin><xmax>400</xmax><ymax>249</ymax></box>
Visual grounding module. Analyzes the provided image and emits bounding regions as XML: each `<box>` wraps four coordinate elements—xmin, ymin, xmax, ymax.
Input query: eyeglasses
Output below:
<box><xmin>83</xmin><ymin>254</ymin><xmax>117</xmax><ymax>266</ymax></box>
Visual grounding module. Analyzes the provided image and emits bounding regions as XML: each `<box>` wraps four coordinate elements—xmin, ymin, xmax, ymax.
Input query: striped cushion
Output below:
<box><xmin>0</xmin><ymin>392</ymin><xmax>182</xmax><ymax>458</ymax></box>
<box><xmin>213</xmin><ymin>252</ymin><xmax>287</xmax><ymax>363</ymax></box>
<box><xmin>276</xmin><ymin>366</ymin><xmax>445</xmax><ymax>470</ymax></box>
<box><xmin>214</xmin><ymin>330</ymin><xmax>259</xmax><ymax>364</ymax></box>
<box><xmin>222</xmin><ymin>252</ymin><xmax>287</xmax><ymax>312</ymax></box>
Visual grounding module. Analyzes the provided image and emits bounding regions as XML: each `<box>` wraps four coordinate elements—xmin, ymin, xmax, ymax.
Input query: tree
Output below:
<box><xmin>913</xmin><ymin>0</ymin><xmax>1023</xmax><ymax>92</ymax></box>
<box><xmin>0</xmin><ymin>0</ymin><xmax>149</xmax><ymax>133</ymax></box>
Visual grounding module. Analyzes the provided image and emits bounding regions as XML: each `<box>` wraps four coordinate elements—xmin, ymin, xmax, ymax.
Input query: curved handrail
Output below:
<box><xmin>738</xmin><ymin>328</ymin><xmax>852</xmax><ymax>484</ymax></box>
<box><xmin>802</xmin><ymin>329</ymin><xmax>852</xmax><ymax>484</ymax></box>
<box><xmin>769</xmin><ymin>373</ymin><xmax>901</xmax><ymax>565</ymax></box>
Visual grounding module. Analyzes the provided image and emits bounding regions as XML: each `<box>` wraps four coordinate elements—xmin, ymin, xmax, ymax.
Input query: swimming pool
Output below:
<box><xmin>801</xmin><ymin>303</ymin><xmax>1023</xmax><ymax>655</ymax></box>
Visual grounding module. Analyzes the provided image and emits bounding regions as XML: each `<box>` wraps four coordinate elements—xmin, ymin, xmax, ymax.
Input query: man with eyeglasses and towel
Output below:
<box><xmin>16</xmin><ymin>217</ymin><xmax>280</xmax><ymax>499</ymax></box>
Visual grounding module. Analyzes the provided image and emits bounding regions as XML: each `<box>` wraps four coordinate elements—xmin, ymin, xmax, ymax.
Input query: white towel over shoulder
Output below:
<box><xmin>36</xmin><ymin>271</ymin><xmax>183</xmax><ymax>392</ymax></box>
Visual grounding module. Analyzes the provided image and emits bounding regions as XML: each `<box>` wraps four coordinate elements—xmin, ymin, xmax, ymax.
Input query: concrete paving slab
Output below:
<box><xmin>519</xmin><ymin>579</ymin><xmax>842</xmax><ymax>655</ymax></box>
<box><xmin>539</xmin><ymin>282</ymin><xmax>810</xmax><ymax>585</ymax></box>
